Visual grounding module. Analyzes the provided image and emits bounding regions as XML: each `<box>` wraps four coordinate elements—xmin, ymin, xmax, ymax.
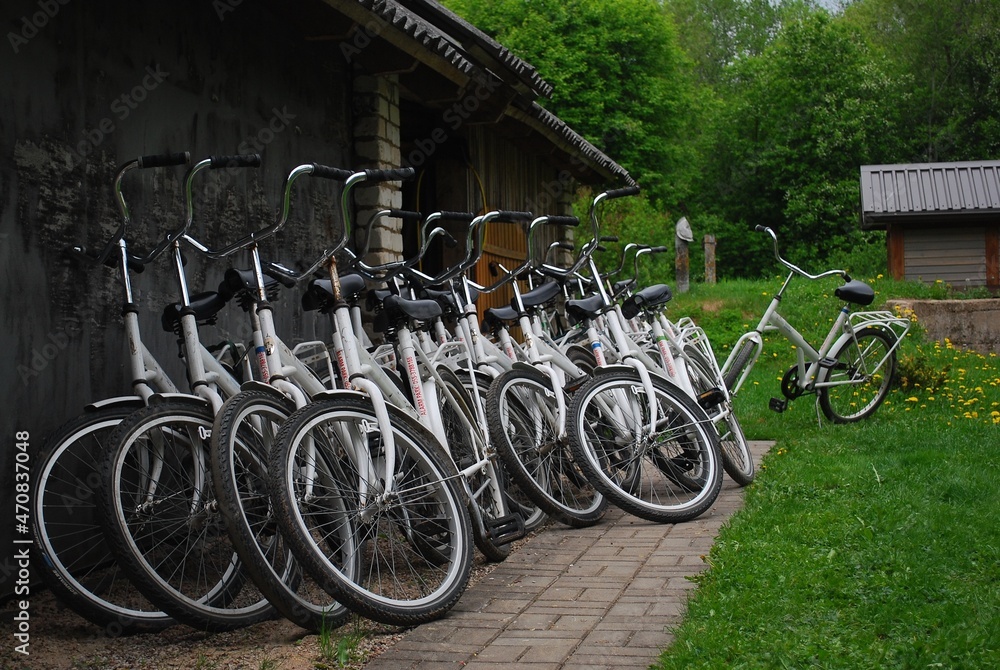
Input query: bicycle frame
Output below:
<box><xmin>722</xmin><ymin>232</ymin><xmax>911</xmax><ymax>399</ymax></box>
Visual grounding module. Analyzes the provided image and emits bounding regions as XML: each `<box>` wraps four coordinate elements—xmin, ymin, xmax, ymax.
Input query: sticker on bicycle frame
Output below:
<box><xmin>591</xmin><ymin>341</ymin><xmax>606</xmax><ymax>367</ymax></box>
<box><xmin>255</xmin><ymin>345</ymin><xmax>270</xmax><ymax>384</ymax></box>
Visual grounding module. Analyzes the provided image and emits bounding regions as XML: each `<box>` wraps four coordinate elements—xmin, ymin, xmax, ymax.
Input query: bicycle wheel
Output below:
<box><xmin>100</xmin><ymin>401</ymin><xmax>274</xmax><ymax>631</ymax></box>
<box><xmin>567</xmin><ymin>370</ymin><xmax>724</xmax><ymax>524</ymax></box>
<box><xmin>819</xmin><ymin>326</ymin><xmax>897</xmax><ymax>423</ymax></box>
<box><xmin>31</xmin><ymin>406</ymin><xmax>173</xmax><ymax>634</ymax></box>
<box><xmin>486</xmin><ymin>367</ymin><xmax>606</xmax><ymax>528</ymax></box>
<box><xmin>212</xmin><ymin>389</ymin><xmax>350</xmax><ymax>632</ymax></box>
<box><xmin>683</xmin><ymin>347</ymin><xmax>755</xmax><ymax>486</ymax></box>
<box><xmin>268</xmin><ymin>395</ymin><xmax>474</xmax><ymax>627</ymax></box>
<box><xmin>436</xmin><ymin>366</ymin><xmax>512</xmax><ymax>562</ymax></box>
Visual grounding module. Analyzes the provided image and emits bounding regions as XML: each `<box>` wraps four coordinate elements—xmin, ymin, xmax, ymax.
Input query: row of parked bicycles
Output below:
<box><xmin>32</xmin><ymin>151</ymin><xmax>911</xmax><ymax>637</ymax></box>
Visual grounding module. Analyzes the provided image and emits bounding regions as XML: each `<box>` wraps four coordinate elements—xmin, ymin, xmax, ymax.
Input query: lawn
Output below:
<box><xmin>656</xmin><ymin>274</ymin><xmax>1000</xmax><ymax>669</ymax></box>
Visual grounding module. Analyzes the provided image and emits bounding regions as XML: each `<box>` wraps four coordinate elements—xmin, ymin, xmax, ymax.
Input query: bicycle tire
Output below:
<box><xmin>435</xmin><ymin>366</ymin><xmax>512</xmax><ymax>562</ymax></box>
<box><xmin>723</xmin><ymin>339</ymin><xmax>757</xmax><ymax>392</ymax></box>
<box><xmin>31</xmin><ymin>406</ymin><xmax>174</xmax><ymax>634</ymax></box>
<box><xmin>211</xmin><ymin>389</ymin><xmax>350</xmax><ymax>632</ymax></box>
<box><xmin>683</xmin><ymin>347</ymin><xmax>755</xmax><ymax>486</ymax></box>
<box><xmin>99</xmin><ymin>401</ymin><xmax>275</xmax><ymax>631</ymax></box>
<box><xmin>819</xmin><ymin>326</ymin><xmax>897</xmax><ymax>423</ymax></box>
<box><xmin>268</xmin><ymin>395</ymin><xmax>474</xmax><ymax>627</ymax></box>
<box><xmin>566</xmin><ymin>343</ymin><xmax>598</xmax><ymax>376</ymax></box>
<box><xmin>567</xmin><ymin>370</ymin><xmax>724</xmax><ymax>524</ymax></box>
<box><xmin>486</xmin><ymin>367</ymin><xmax>607</xmax><ymax>528</ymax></box>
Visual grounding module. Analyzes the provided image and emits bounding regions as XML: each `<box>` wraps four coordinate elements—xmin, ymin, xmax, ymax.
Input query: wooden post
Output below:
<box><xmin>704</xmin><ymin>234</ymin><xmax>717</xmax><ymax>284</ymax></box>
<box><xmin>675</xmin><ymin>217</ymin><xmax>693</xmax><ymax>293</ymax></box>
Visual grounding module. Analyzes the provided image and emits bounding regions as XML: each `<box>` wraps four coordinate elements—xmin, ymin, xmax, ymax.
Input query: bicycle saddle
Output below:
<box><xmin>565</xmin><ymin>294</ymin><xmax>607</xmax><ymax>322</ymax></box>
<box><xmin>835</xmin><ymin>280</ymin><xmax>875</xmax><ymax>306</ymax></box>
<box><xmin>301</xmin><ymin>274</ymin><xmax>367</xmax><ymax>313</ymax></box>
<box><xmin>218</xmin><ymin>268</ymin><xmax>280</xmax><ymax>301</ymax></box>
<box><xmin>422</xmin><ymin>287</ymin><xmax>459</xmax><ymax>314</ymax></box>
<box><xmin>620</xmin><ymin>284</ymin><xmax>673</xmax><ymax>319</ymax></box>
<box><xmin>515</xmin><ymin>280</ymin><xmax>562</xmax><ymax>309</ymax></box>
<box><xmin>481</xmin><ymin>305</ymin><xmax>519</xmax><ymax>333</ymax></box>
<box><xmin>160</xmin><ymin>291</ymin><xmax>229</xmax><ymax>332</ymax></box>
<box><xmin>612</xmin><ymin>278</ymin><xmax>637</xmax><ymax>299</ymax></box>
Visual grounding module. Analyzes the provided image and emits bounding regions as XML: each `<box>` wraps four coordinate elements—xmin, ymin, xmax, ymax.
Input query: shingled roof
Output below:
<box><xmin>861</xmin><ymin>160</ymin><xmax>1000</xmax><ymax>228</ymax></box>
<box><xmin>324</xmin><ymin>0</ymin><xmax>631</xmax><ymax>185</ymax></box>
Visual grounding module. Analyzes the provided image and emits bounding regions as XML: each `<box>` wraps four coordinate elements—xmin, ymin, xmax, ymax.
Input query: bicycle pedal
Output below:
<box><xmin>818</xmin><ymin>357</ymin><xmax>839</xmax><ymax>369</ymax></box>
<box><xmin>487</xmin><ymin>513</ymin><xmax>527</xmax><ymax>545</ymax></box>
<box><xmin>696</xmin><ymin>387</ymin><xmax>726</xmax><ymax>410</ymax></box>
<box><xmin>769</xmin><ymin>397</ymin><xmax>788</xmax><ymax>413</ymax></box>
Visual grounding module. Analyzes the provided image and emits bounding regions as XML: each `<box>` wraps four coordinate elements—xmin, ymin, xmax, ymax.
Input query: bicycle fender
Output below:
<box><xmin>84</xmin><ymin>395</ymin><xmax>145</xmax><ymax>412</ymax></box>
<box><xmin>594</xmin><ymin>364</ymin><xmax>635</xmax><ymax>377</ymax></box>
<box><xmin>309</xmin><ymin>389</ymin><xmax>369</xmax><ymax>402</ymax></box>
<box><xmin>512</xmin><ymin>361</ymin><xmax>536</xmax><ymax>374</ymax></box>
<box><xmin>146</xmin><ymin>392</ymin><xmax>211</xmax><ymax>408</ymax></box>
<box><xmin>236</xmin><ymin>380</ymin><xmax>289</xmax><ymax>401</ymax></box>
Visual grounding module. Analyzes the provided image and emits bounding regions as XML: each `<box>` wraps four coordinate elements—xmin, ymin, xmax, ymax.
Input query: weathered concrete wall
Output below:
<box><xmin>1</xmin><ymin>0</ymin><xmax>356</xmax><ymax>595</ymax></box>
<box><xmin>887</xmin><ymin>299</ymin><xmax>1000</xmax><ymax>354</ymax></box>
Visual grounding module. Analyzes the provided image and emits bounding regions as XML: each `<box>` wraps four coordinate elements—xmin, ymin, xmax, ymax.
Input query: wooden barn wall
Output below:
<box><xmin>462</xmin><ymin>127</ymin><xmax>573</xmax><ymax>318</ymax></box>
<box><xmin>903</xmin><ymin>226</ymin><xmax>988</xmax><ymax>287</ymax></box>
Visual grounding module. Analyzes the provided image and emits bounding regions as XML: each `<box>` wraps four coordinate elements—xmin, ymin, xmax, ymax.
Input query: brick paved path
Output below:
<box><xmin>364</xmin><ymin>441</ymin><xmax>771</xmax><ymax>670</ymax></box>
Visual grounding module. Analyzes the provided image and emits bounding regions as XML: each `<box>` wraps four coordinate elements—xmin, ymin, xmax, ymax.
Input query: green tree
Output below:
<box><xmin>445</xmin><ymin>0</ymin><xmax>696</xmax><ymax>209</ymax></box>
<box><xmin>844</xmin><ymin>0</ymin><xmax>1000</xmax><ymax>160</ymax></box>
<box><xmin>695</xmin><ymin>10</ymin><xmax>906</xmax><ymax>276</ymax></box>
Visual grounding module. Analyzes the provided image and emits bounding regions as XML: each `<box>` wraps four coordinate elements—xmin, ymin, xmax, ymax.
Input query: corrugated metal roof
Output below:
<box><xmin>860</xmin><ymin>160</ymin><xmax>1000</xmax><ymax>227</ymax></box>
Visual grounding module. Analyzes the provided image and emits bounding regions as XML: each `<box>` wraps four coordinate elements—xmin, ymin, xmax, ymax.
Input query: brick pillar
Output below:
<box><xmin>353</xmin><ymin>73</ymin><xmax>403</xmax><ymax>266</ymax></box>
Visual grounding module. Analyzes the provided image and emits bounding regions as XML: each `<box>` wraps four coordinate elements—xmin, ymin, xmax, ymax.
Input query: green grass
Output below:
<box><xmin>656</xmin><ymin>275</ymin><xmax>1000</xmax><ymax>668</ymax></box>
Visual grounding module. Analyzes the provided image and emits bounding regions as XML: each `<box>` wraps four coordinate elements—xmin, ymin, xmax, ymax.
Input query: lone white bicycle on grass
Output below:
<box><xmin>722</xmin><ymin>225</ymin><xmax>911</xmax><ymax>423</ymax></box>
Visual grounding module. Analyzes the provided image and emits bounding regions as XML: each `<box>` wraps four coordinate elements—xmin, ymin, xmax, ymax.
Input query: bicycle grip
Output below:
<box><xmin>604</xmin><ymin>185</ymin><xmax>640</xmax><ymax>200</ymax></box>
<box><xmin>64</xmin><ymin>245</ymin><xmax>98</xmax><ymax>264</ymax></box>
<box><xmin>650</xmin><ymin>246</ymin><xmax>669</xmax><ymax>253</ymax></box>
<box><xmin>600</xmin><ymin>235</ymin><xmax>619</xmax><ymax>243</ymax></box>
<box><xmin>311</xmin><ymin>164</ymin><xmax>353</xmax><ymax>181</ymax></box>
<box><xmin>554</xmin><ymin>242</ymin><xmax>575</xmax><ymax>251</ymax></box>
<box><xmin>754</xmin><ymin>224</ymin><xmax>768</xmax><ymax>232</ymax></box>
<box><xmin>137</xmin><ymin>152</ymin><xmax>190</xmax><ymax>169</ymax></box>
<box><xmin>545</xmin><ymin>215</ymin><xmax>579</xmax><ymax>227</ymax></box>
<box><xmin>495</xmin><ymin>210</ymin><xmax>533</xmax><ymax>223</ymax></box>
<box><xmin>363</xmin><ymin>167</ymin><xmax>416</xmax><ymax>182</ymax></box>
<box><xmin>209</xmin><ymin>154</ymin><xmax>262</xmax><ymax>169</ymax></box>
<box><xmin>387</xmin><ymin>209</ymin><xmax>423</xmax><ymax>222</ymax></box>
<box><xmin>436</xmin><ymin>211</ymin><xmax>476</xmax><ymax>223</ymax></box>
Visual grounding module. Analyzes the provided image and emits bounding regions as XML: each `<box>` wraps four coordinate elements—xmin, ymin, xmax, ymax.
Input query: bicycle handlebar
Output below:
<box><xmin>68</xmin><ymin>152</ymin><xmax>191</xmax><ymax>271</ymax></box>
<box><xmin>755</xmin><ymin>225</ymin><xmax>848</xmax><ymax>281</ymax></box>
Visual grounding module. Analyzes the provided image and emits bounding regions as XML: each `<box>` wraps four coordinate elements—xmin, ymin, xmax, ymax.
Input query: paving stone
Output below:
<box><xmin>363</xmin><ymin>440</ymin><xmax>771</xmax><ymax>670</ymax></box>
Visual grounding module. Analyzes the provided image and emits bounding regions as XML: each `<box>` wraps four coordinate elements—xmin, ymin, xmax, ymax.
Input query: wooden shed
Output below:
<box><xmin>860</xmin><ymin>161</ymin><xmax>1000</xmax><ymax>291</ymax></box>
